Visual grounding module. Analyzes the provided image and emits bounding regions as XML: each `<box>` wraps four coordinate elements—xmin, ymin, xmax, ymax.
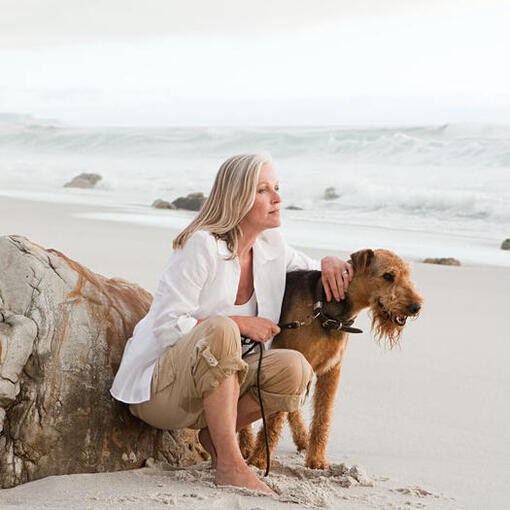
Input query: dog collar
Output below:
<box><xmin>279</xmin><ymin>272</ymin><xmax>363</xmax><ymax>334</ymax></box>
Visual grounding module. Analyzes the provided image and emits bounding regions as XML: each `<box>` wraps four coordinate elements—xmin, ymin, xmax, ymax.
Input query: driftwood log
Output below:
<box><xmin>0</xmin><ymin>235</ymin><xmax>204</xmax><ymax>489</ymax></box>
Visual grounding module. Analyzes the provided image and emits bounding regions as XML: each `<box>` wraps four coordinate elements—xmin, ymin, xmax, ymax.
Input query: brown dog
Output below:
<box><xmin>239</xmin><ymin>248</ymin><xmax>423</xmax><ymax>470</ymax></box>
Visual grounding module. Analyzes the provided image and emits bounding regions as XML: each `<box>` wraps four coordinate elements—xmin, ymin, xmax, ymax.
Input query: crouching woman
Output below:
<box><xmin>110</xmin><ymin>153</ymin><xmax>352</xmax><ymax>494</ymax></box>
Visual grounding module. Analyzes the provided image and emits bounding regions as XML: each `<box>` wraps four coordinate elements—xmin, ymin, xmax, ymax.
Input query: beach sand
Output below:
<box><xmin>1</xmin><ymin>195</ymin><xmax>509</xmax><ymax>509</ymax></box>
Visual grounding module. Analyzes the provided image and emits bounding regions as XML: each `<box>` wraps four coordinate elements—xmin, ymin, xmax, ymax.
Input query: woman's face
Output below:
<box><xmin>241</xmin><ymin>163</ymin><xmax>281</xmax><ymax>233</ymax></box>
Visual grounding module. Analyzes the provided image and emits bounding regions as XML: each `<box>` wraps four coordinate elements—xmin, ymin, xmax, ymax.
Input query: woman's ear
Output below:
<box><xmin>349</xmin><ymin>249</ymin><xmax>375</xmax><ymax>273</ymax></box>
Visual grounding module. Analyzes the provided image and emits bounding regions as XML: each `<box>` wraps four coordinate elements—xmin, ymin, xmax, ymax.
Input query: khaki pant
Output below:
<box><xmin>129</xmin><ymin>316</ymin><xmax>313</xmax><ymax>430</ymax></box>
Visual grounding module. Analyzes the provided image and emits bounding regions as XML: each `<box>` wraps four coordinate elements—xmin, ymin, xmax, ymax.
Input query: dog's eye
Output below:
<box><xmin>383</xmin><ymin>272</ymin><xmax>394</xmax><ymax>282</ymax></box>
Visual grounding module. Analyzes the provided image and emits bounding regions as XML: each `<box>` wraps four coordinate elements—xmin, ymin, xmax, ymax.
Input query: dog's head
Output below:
<box><xmin>350</xmin><ymin>249</ymin><xmax>423</xmax><ymax>348</ymax></box>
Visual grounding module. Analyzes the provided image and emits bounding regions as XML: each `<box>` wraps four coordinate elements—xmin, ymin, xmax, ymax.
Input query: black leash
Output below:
<box><xmin>241</xmin><ymin>338</ymin><xmax>270</xmax><ymax>477</ymax></box>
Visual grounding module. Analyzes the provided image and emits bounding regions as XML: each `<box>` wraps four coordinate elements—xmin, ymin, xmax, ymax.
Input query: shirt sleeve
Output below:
<box><xmin>151</xmin><ymin>231</ymin><xmax>214</xmax><ymax>349</ymax></box>
<box><xmin>284</xmin><ymin>238</ymin><xmax>321</xmax><ymax>272</ymax></box>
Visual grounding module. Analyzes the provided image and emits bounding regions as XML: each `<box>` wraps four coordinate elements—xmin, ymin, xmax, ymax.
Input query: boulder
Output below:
<box><xmin>323</xmin><ymin>187</ymin><xmax>340</xmax><ymax>200</ymax></box>
<box><xmin>64</xmin><ymin>173</ymin><xmax>102</xmax><ymax>189</ymax></box>
<box><xmin>423</xmin><ymin>257</ymin><xmax>461</xmax><ymax>266</ymax></box>
<box><xmin>152</xmin><ymin>199</ymin><xmax>176</xmax><ymax>210</ymax></box>
<box><xmin>0</xmin><ymin>235</ymin><xmax>204</xmax><ymax>489</ymax></box>
<box><xmin>171</xmin><ymin>192</ymin><xmax>206</xmax><ymax>211</ymax></box>
<box><xmin>501</xmin><ymin>239</ymin><xmax>510</xmax><ymax>250</ymax></box>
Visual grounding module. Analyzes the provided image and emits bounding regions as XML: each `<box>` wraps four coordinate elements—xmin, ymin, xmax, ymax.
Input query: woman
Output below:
<box><xmin>110</xmin><ymin>153</ymin><xmax>353</xmax><ymax>494</ymax></box>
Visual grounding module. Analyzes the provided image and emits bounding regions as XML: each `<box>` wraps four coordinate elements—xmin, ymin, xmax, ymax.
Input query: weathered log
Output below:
<box><xmin>0</xmin><ymin>235</ymin><xmax>204</xmax><ymax>489</ymax></box>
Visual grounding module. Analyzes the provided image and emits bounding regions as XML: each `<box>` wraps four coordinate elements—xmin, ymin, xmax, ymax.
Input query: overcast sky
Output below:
<box><xmin>1</xmin><ymin>0</ymin><xmax>510</xmax><ymax>126</ymax></box>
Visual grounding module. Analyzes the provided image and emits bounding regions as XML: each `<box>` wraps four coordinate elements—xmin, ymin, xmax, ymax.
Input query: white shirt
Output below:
<box><xmin>110</xmin><ymin>228</ymin><xmax>320</xmax><ymax>403</ymax></box>
<box><xmin>230</xmin><ymin>290</ymin><xmax>258</xmax><ymax>356</ymax></box>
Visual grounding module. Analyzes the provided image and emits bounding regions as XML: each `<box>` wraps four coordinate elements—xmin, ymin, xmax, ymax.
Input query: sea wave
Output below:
<box><xmin>1</xmin><ymin>114</ymin><xmax>510</xmax><ymax>167</ymax></box>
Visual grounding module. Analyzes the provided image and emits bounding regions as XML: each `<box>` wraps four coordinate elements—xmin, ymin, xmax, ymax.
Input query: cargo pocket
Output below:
<box><xmin>190</xmin><ymin>338</ymin><xmax>248</xmax><ymax>400</ymax></box>
<box><xmin>153</xmin><ymin>346</ymin><xmax>177</xmax><ymax>395</ymax></box>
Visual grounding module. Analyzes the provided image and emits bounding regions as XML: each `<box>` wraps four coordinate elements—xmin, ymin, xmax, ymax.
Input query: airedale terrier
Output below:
<box><xmin>239</xmin><ymin>248</ymin><xmax>423</xmax><ymax>471</ymax></box>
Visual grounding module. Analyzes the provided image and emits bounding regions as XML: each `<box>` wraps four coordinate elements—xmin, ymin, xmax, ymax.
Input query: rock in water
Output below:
<box><xmin>501</xmin><ymin>239</ymin><xmax>510</xmax><ymax>250</ymax></box>
<box><xmin>323</xmin><ymin>187</ymin><xmax>340</xmax><ymax>200</ymax></box>
<box><xmin>171</xmin><ymin>192</ymin><xmax>206</xmax><ymax>211</ymax></box>
<box><xmin>64</xmin><ymin>173</ymin><xmax>102</xmax><ymax>189</ymax></box>
<box><xmin>152</xmin><ymin>199</ymin><xmax>176</xmax><ymax>209</ymax></box>
<box><xmin>0</xmin><ymin>235</ymin><xmax>204</xmax><ymax>489</ymax></box>
<box><xmin>423</xmin><ymin>257</ymin><xmax>461</xmax><ymax>266</ymax></box>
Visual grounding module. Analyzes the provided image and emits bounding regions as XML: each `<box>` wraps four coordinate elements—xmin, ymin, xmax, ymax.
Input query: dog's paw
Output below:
<box><xmin>295</xmin><ymin>435</ymin><xmax>309</xmax><ymax>452</ymax></box>
<box><xmin>248</xmin><ymin>453</ymin><xmax>270</xmax><ymax>471</ymax></box>
<box><xmin>305</xmin><ymin>457</ymin><xmax>329</xmax><ymax>470</ymax></box>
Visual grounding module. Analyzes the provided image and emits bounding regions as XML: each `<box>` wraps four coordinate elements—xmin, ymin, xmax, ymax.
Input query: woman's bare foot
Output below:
<box><xmin>199</xmin><ymin>428</ymin><xmax>217</xmax><ymax>469</ymax></box>
<box><xmin>215</xmin><ymin>461</ymin><xmax>276</xmax><ymax>495</ymax></box>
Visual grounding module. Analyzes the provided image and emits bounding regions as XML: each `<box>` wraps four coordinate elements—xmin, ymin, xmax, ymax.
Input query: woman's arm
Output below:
<box><xmin>151</xmin><ymin>231</ymin><xmax>215</xmax><ymax>349</ymax></box>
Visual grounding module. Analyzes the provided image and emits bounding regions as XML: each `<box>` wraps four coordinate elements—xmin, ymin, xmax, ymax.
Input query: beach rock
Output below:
<box><xmin>423</xmin><ymin>257</ymin><xmax>461</xmax><ymax>266</ymax></box>
<box><xmin>286</xmin><ymin>205</ymin><xmax>303</xmax><ymax>210</ymax></box>
<box><xmin>0</xmin><ymin>235</ymin><xmax>205</xmax><ymax>489</ymax></box>
<box><xmin>323</xmin><ymin>187</ymin><xmax>340</xmax><ymax>200</ymax></box>
<box><xmin>64</xmin><ymin>173</ymin><xmax>102</xmax><ymax>189</ymax></box>
<box><xmin>171</xmin><ymin>192</ymin><xmax>207</xmax><ymax>211</ymax></box>
<box><xmin>152</xmin><ymin>199</ymin><xmax>176</xmax><ymax>210</ymax></box>
<box><xmin>501</xmin><ymin>239</ymin><xmax>510</xmax><ymax>250</ymax></box>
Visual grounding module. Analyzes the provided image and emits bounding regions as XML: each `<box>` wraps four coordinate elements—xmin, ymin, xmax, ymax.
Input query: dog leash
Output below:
<box><xmin>241</xmin><ymin>337</ymin><xmax>270</xmax><ymax>477</ymax></box>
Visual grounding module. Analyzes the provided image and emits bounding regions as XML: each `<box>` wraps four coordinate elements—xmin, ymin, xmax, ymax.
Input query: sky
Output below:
<box><xmin>1</xmin><ymin>0</ymin><xmax>510</xmax><ymax>126</ymax></box>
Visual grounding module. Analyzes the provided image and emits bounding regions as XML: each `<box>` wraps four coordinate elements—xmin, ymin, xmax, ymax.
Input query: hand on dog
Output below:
<box><xmin>320</xmin><ymin>256</ymin><xmax>353</xmax><ymax>302</ymax></box>
<box><xmin>230</xmin><ymin>316</ymin><xmax>281</xmax><ymax>343</ymax></box>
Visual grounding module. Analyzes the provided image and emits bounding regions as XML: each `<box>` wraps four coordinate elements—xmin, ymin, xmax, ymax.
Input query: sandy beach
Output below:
<box><xmin>1</xmin><ymin>195</ymin><xmax>509</xmax><ymax>509</ymax></box>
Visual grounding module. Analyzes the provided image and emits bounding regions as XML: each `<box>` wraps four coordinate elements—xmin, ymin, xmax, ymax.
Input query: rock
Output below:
<box><xmin>0</xmin><ymin>235</ymin><xmax>205</xmax><ymax>489</ymax></box>
<box><xmin>171</xmin><ymin>192</ymin><xmax>207</xmax><ymax>211</ymax></box>
<box><xmin>323</xmin><ymin>187</ymin><xmax>340</xmax><ymax>200</ymax></box>
<box><xmin>152</xmin><ymin>199</ymin><xmax>176</xmax><ymax>210</ymax></box>
<box><xmin>423</xmin><ymin>257</ymin><xmax>461</xmax><ymax>266</ymax></box>
<box><xmin>64</xmin><ymin>173</ymin><xmax>102</xmax><ymax>189</ymax></box>
<box><xmin>501</xmin><ymin>239</ymin><xmax>510</xmax><ymax>250</ymax></box>
<box><xmin>285</xmin><ymin>205</ymin><xmax>303</xmax><ymax>210</ymax></box>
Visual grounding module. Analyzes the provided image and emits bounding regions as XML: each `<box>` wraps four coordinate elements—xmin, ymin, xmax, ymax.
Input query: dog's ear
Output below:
<box><xmin>349</xmin><ymin>249</ymin><xmax>374</xmax><ymax>273</ymax></box>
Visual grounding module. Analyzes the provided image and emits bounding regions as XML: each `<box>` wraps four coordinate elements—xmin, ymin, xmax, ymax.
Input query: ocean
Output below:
<box><xmin>1</xmin><ymin>114</ymin><xmax>509</xmax><ymax>266</ymax></box>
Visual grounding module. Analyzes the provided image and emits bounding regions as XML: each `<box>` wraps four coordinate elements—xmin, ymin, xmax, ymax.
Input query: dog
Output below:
<box><xmin>239</xmin><ymin>248</ymin><xmax>423</xmax><ymax>470</ymax></box>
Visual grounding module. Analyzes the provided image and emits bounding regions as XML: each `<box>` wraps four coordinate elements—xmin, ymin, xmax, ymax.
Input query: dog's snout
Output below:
<box><xmin>407</xmin><ymin>302</ymin><xmax>421</xmax><ymax>314</ymax></box>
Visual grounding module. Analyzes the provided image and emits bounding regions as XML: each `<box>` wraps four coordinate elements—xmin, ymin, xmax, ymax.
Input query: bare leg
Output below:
<box><xmin>202</xmin><ymin>374</ymin><xmax>274</xmax><ymax>494</ymax></box>
<box><xmin>200</xmin><ymin>391</ymin><xmax>262</xmax><ymax>468</ymax></box>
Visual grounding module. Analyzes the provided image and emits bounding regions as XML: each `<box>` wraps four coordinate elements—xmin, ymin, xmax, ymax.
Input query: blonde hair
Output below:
<box><xmin>173</xmin><ymin>153</ymin><xmax>273</xmax><ymax>259</ymax></box>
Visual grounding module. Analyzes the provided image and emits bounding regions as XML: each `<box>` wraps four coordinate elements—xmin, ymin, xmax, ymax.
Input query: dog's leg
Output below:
<box><xmin>248</xmin><ymin>411</ymin><xmax>286</xmax><ymax>471</ymax></box>
<box><xmin>238</xmin><ymin>425</ymin><xmax>255</xmax><ymax>459</ymax></box>
<box><xmin>306</xmin><ymin>362</ymin><xmax>341</xmax><ymax>469</ymax></box>
<box><xmin>288</xmin><ymin>410</ymin><xmax>309</xmax><ymax>452</ymax></box>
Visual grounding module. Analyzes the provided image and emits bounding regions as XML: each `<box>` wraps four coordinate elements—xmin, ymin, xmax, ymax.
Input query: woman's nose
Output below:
<box><xmin>272</xmin><ymin>191</ymin><xmax>281</xmax><ymax>203</ymax></box>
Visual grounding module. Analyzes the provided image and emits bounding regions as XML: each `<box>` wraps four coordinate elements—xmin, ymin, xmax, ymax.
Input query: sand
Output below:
<box><xmin>1</xmin><ymin>195</ymin><xmax>509</xmax><ymax>509</ymax></box>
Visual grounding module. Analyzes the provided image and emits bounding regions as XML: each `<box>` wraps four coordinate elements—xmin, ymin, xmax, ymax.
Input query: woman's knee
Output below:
<box><xmin>199</xmin><ymin>316</ymin><xmax>242</xmax><ymax>358</ymax></box>
<box><xmin>191</xmin><ymin>316</ymin><xmax>247</xmax><ymax>401</ymax></box>
<box><xmin>274</xmin><ymin>350</ymin><xmax>313</xmax><ymax>394</ymax></box>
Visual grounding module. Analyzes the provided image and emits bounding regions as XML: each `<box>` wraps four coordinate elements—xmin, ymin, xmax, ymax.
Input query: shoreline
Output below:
<box><xmin>1</xmin><ymin>191</ymin><xmax>509</xmax><ymax>270</ymax></box>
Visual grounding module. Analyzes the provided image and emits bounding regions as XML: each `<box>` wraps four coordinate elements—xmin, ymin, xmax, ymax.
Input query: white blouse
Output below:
<box><xmin>230</xmin><ymin>290</ymin><xmax>258</xmax><ymax>356</ymax></box>
<box><xmin>110</xmin><ymin>228</ymin><xmax>320</xmax><ymax>404</ymax></box>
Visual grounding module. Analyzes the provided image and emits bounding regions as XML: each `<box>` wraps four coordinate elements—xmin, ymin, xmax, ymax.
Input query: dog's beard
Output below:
<box><xmin>369</xmin><ymin>299</ymin><xmax>414</xmax><ymax>349</ymax></box>
<box><xmin>370</xmin><ymin>312</ymin><xmax>403</xmax><ymax>349</ymax></box>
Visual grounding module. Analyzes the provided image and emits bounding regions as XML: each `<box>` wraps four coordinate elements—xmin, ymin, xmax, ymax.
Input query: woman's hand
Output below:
<box><xmin>230</xmin><ymin>316</ymin><xmax>280</xmax><ymax>343</ymax></box>
<box><xmin>320</xmin><ymin>256</ymin><xmax>353</xmax><ymax>302</ymax></box>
